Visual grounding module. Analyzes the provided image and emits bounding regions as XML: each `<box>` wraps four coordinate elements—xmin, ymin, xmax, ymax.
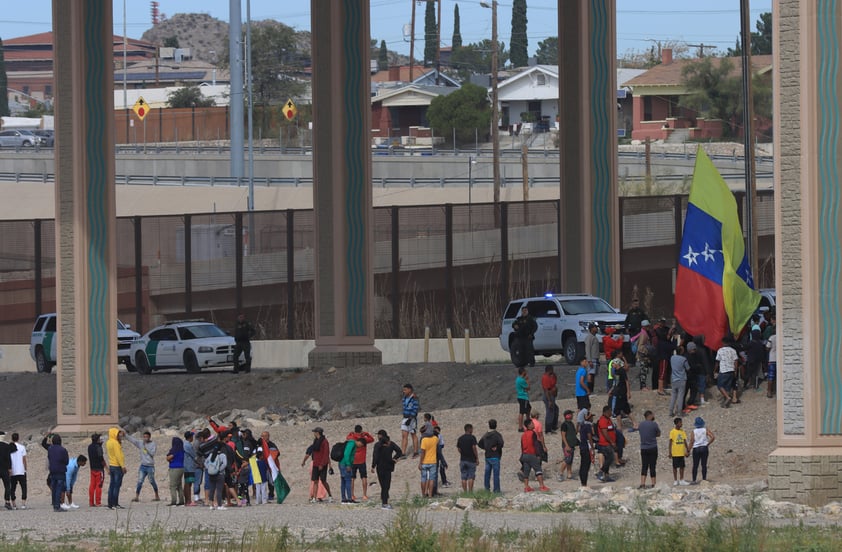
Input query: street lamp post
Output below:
<box><xmin>480</xmin><ymin>0</ymin><xmax>500</xmax><ymax>223</ymax></box>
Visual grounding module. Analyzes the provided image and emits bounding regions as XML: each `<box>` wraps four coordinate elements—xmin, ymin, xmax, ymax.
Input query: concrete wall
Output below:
<box><xmin>0</xmin><ymin>337</ymin><xmax>514</xmax><ymax>373</ymax></box>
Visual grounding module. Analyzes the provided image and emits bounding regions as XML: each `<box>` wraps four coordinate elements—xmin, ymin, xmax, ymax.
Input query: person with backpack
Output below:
<box><xmin>338</xmin><ymin>437</ymin><xmax>363</xmax><ymax>504</ymax></box>
<box><xmin>205</xmin><ymin>444</ymin><xmax>227</xmax><ymax>510</ymax></box>
<box><xmin>302</xmin><ymin>427</ymin><xmax>333</xmax><ymax>503</ymax></box>
<box><xmin>517</xmin><ymin>418</ymin><xmax>549</xmax><ymax>492</ymax></box>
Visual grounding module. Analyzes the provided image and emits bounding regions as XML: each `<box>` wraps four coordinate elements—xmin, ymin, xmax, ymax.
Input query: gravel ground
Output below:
<box><xmin>0</xmin><ymin>362</ymin><xmax>785</xmax><ymax>544</ymax></box>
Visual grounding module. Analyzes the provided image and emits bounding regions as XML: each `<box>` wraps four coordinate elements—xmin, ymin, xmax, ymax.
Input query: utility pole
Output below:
<box><xmin>436</xmin><ymin>0</ymin><xmax>442</xmax><ymax>85</ymax></box>
<box><xmin>739</xmin><ymin>0</ymin><xmax>758</xmax><ymax>281</ymax></box>
<box><xmin>687</xmin><ymin>43</ymin><xmax>715</xmax><ymax>57</ymax></box>
<box><xmin>481</xmin><ymin>0</ymin><xmax>500</xmax><ymax>224</ymax></box>
<box><xmin>410</xmin><ymin>0</ymin><xmax>416</xmax><ymax>82</ymax></box>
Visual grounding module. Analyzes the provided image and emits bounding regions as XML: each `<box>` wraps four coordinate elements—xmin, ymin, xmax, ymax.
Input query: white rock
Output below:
<box><xmin>455</xmin><ymin>498</ymin><xmax>475</xmax><ymax>510</ymax></box>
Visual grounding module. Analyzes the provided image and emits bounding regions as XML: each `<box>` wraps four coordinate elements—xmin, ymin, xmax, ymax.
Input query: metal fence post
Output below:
<box><xmin>235</xmin><ymin>212</ymin><xmax>244</xmax><ymax>313</ymax></box>
<box><xmin>445</xmin><ymin>204</ymin><xmax>454</xmax><ymax>332</ymax></box>
<box><xmin>286</xmin><ymin>209</ymin><xmax>295</xmax><ymax>339</ymax></box>
<box><xmin>391</xmin><ymin>206</ymin><xmax>400</xmax><ymax>338</ymax></box>
<box><xmin>34</xmin><ymin>219</ymin><xmax>42</xmax><ymax>316</ymax></box>
<box><xmin>501</xmin><ymin>202</ymin><xmax>509</xmax><ymax>306</ymax></box>
<box><xmin>184</xmin><ymin>214</ymin><xmax>192</xmax><ymax>315</ymax></box>
<box><xmin>134</xmin><ymin>216</ymin><xmax>143</xmax><ymax>332</ymax></box>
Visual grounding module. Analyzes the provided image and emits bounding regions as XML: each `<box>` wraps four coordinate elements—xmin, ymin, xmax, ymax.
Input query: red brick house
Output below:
<box><xmin>625</xmin><ymin>49</ymin><xmax>772</xmax><ymax>142</ymax></box>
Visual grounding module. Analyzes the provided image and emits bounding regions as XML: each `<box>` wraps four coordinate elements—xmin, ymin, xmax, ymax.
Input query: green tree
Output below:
<box><xmin>166</xmin><ymin>85</ymin><xmax>216</xmax><ymax>108</ymax></box>
<box><xmin>378</xmin><ymin>39</ymin><xmax>388</xmax><ymax>71</ymax></box>
<box><xmin>426</xmin><ymin>83</ymin><xmax>490</xmax><ymax>145</ymax></box>
<box><xmin>424</xmin><ymin>0</ymin><xmax>438</xmax><ymax>66</ymax></box>
<box><xmin>680</xmin><ymin>56</ymin><xmax>772</xmax><ymax>138</ymax></box>
<box><xmin>534</xmin><ymin>36</ymin><xmax>557</xmax><ymax>65</ymax></box>
<box><xmin>727</xmin><ymin>12</ymin><xmax>772</xmax><ymax>56</ymax></box>
<box><xmin>452</xmin><ymin>4</ymin><xmax>462</xmax><ymax>49</ymax></box>
<box><xmin>163</xmin><ymin>36</ymin><xmax>179</xmax><ymax>48</ymax></box>
<box><xmin>449</xmin><ymin>40</ymin><xmax>509</xmax><ymax>80</ymax></box>
<box><xmin>510</xmin><ymin>0</ymin><xmax>528</xmax><ymax>67</ymax></box>
<box><xmin>0</xmin><ymin>38</ymin><xmax>10</xmax><ymax>117</ymax></box>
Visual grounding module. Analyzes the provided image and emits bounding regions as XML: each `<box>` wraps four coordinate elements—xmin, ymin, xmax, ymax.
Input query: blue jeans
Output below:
<box><xmin>484</xmin><ymin>457</ymin><xmax>501</xmax><ymax>493</ymax></box>
<box><xmin>108</xmin><ymin>467</ymin><xmax>124</xmax><ymax>507</ymax></box>
<box><xmin>136</xmin><ymin>464</ymin><xmax>158</xmax><ymax>495</ymax></box>
<box><xmin>49</xmin><ymin>473</ymin><xmax>66</xmax><ymax>510</ymax></box>
<box><xmin>193</xmin><ymin>469</ymin><xmax>203</xmax><ymax>495</ymax></box>
<box><xmin>340</xmin><ymin>466</ymin><xmax>353</xmax><ymax>502</ymax></box>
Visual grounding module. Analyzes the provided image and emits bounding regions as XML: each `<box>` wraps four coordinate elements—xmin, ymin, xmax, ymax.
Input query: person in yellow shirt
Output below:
<box><xmin>417</xmin><ymin>424</ymin><xmax>438</xmax><ymax>498</ymax></box>
<box><xmin>105</xmin><ymin>427</ymin><xmax>127</xmax><ymax>509</ymax></box>
<box><xmin>669</xmin><ymin>418</ymin><xmax>690</xmax><ymax>486</ymax></box>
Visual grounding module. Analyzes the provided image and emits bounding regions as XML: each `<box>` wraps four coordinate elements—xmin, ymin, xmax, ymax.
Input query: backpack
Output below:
<box><xmin>330</xmin><ymin>441</ymin><xmax>347</xmax><ymax>462</ymax></box>
<box><xmin>206</xmin><ymin>451</ymin><xmax>225</xmax><ymax>476</ymax></box>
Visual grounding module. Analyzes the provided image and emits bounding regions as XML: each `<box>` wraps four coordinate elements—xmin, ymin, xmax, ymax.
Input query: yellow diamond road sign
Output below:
<box><xmin>133</xmin><ymin>97</ymin><xmax>150</xmax><ymax>121</ymax></box>
<box><xmin>283</xmin><ymin>98</ymin><xmax>297</xmax><ymax>121</ymax></box>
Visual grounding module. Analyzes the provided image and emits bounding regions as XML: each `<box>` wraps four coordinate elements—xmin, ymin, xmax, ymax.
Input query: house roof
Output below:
<box><xmin>2</xmin><ymin>32</ymin><xmax>156</xmax><ymax>63</ymax></box>
<box><xmin>624</xmin><ymin>55</ymin><xmax>773</xmax><ymax>88</ymax></box>
<box><xmin>372</xmin><ymin>66</ymin><xmax>434</xmax><ymax>83</ymax></box>
<box><xmin>371</xmin><ymin>84</ymin><xmax>457</xmax><ymax>107</ymax></box>
<box><xmin>496</xmin><ymin>65</ymin><xmax>646</xmax><ymax>95</ymax></box>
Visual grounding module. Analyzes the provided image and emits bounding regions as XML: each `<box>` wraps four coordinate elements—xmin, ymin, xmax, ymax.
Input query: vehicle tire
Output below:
<box><xmin>509</xmin><ymin>337</ymin><xmax>527</xmax><ymax>368</ymax></box>
<box><xmin>563</xmin><ymin>337</ymin><xmax>581</xmax><ymax>366</ymax></box>
<box><xmin>135</xmin><ymin>352</ymin><xmax>151</xmax><ymax>375</ymax></box>
<box><xmin>23</xmin><ymin>140</ymin><xmax>33</xmax><ymax>147</ymax></box>
<box><xmin>125</xmin><ymin>359</ymin><xmax>137</xmax><ymax>372</ymax></box>
<box><xmin>184</xmin><ymin>350</ymin><xmax>200</xmax><ymax>374</ymax></box>
<box><xmin>35</xmin><ymin>348</ymin><xmax>50</xmax><ymax>374</ymax></box>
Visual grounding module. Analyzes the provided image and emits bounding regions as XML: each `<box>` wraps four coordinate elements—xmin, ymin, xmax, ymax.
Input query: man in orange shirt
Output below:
<box><xmin>595</xmin><ymin>406</ymin><xmax>618</xmax><ymax>483</ymax></box>
<box><xmin>516</xmin><ymin>419</ymin><xmax>549</xmax><ymax>492</ymax></box>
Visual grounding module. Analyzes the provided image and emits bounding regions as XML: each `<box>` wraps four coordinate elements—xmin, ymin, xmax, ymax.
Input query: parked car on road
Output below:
<box><xmin>500</xmin><ymin>293</ymin><xmax>627</xmax><ymax>366</ymax></box>
<box><xmin>30</xmin><ymin>313</ymin><xmax>141</xmax><ymax>373</ymax></box>
<box><xmin>32</xmin><ymin>129</ymin><xmax>54</xmax><ymax>147</ymax></box>
<box><xmin>129</xmin><ymin>320</ymin><xmax>238</xmax><ymax>374</ymax></box>
<box><xmin>0</xmin><ymin>129</ymin><xmax>42</xmax><ymax>148</ymax></box>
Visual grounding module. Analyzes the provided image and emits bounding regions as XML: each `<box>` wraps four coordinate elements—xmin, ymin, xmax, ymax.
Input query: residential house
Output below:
<box><xmin>624</xmin><ymin>49</ymin><xmax>773</xmax><ymax>141</ymax></box>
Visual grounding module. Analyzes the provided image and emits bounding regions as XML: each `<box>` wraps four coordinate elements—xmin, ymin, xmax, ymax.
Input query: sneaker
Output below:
<box><xmin>309</xmin><ymin>498</ymin><xmax>317</xmax><ymax>504</ymax></box>
<box><xmin>603</xmin><ymin>476</ymin><xmax>616</xmax><ymax>483</ymax></box>
<box><xmin>516</xmin><ymin>470</ymin><xmax>526</xmax><ymax>482</ymax></box>
<box><xmin>60</xmin><ymin>504</ymin><xmax>70</xmax><ymax>510</ymax></box>
<box><xmin>679</xmin><ymin>480</ymin><xmax>690</xmax><ymax>486</ymax></box>
<box><xmin>69</xmin><ymin>503</ymin><xmax>80</xmax><ymax>509</ymax></box>
<box><xmin>673</xmin><ymin>481</ymin><xmax>679</xmax><ymax>486</ymax></box>
<box><xmin>216</xmin><ymin>505</ymin><xmax>227</xmax><ymax>511</ymax></box>
<box><xmin>209</xmin><ymin>505</ymin><xmax>216</xmax><ymax>510</ymax></box>
<box><xmin>131</xmin><ymin>497</ymin><xmax>140</xmax><ymax>503</ymax></box>
<box><xmin>539</xmin><ymin>486</ymin><xmax>550</xmax><ymax>492</ymax></box>
<box><xmin>115</xmin><ymin>505</ymin><xmax>126</xmax><ymax>509</ymax></box>
<box><xmin>524</xmin><ymin>486</ymin><xmax>535</xmax><ymax>492</ymax></box>
<box><xmin>556</xmin><ymin>475</ymin><xmax>565</xmax><ymax>482</ymax></box>
<box><xmin>3</xmin><ymin>503</ymin><xmax>12</xmax><ymax>511</ymax></box>
<box><xmin>596</xmin><ymin>472</ymin><xmax>605</xmax><ymax>482</ymax></box>
<box><xmin>326</xmin><ymin>497</ymin><xmax>335</xmax><ymax>504</ymax></box>
<box><xmin>381</xmin><ymin>504</ymin><xmax>393</xmax><ymax>510</ymax></box>
<box><xmin>19</xmin><ymin>505</ymin><xmax>26</xmax><ymax>510</ymax></box>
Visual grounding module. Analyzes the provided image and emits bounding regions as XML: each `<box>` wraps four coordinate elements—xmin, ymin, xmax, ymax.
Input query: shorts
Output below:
<box><xmin>767</xmin><ymin>362</ymin><xmax>776</xmax><ymax>382</ymax></box>
<box><xmin>401</xmin><ymin>417</ymin><xmax>418</xmax><ymax>434</ymax></box>
<box><xmin>184</xmin><ymin>473</ymin><xmax>196</xmax><ymax>484</ymax></box>
<box><xmin>672</xmin><ymin>456</ymin><xmax>686</xmax><ymax>469</ymax></box>
<box><xmin>563</xmin><ymin>450</ymin><xmax>574</xmax><ymax>466</ymax></box>
<box><xmin>520</xmin><ymin>453</ymin><xmax>543</xmax><ymax>478</ymax></box>
<box><xmin>225</xmin><ymin>472</ymin><xmax>236</xmax><ymax>488</ymax></box>
<box><xmin>351</xmin><ymin>463</ymin><xmax>367</xmax><ymax>479</ymax></box>
<box><xmin>576</xmin><ymin>395</ymin><xmax>590</xmax><ymax>410</ymax></box>
<box><xmin>518</xmin><ymin>398</ymin><xmax>532</xmax><ymax>415</ymax></box>
<box><xmin>459</xmin><ymin>460</ymin><xmax>477</xmax><ymax>481</ymax></box>
<box><xmin>717</xmin><ymin>371</ymin><xmax>735</xmax><ymax>392</ymax></box>
<box><xmin>420</xmin><ymin>464</ymin><xmax>437</xmax><ymax>482</ymax></box>
<box><xmin>613</xmin><ymin>396</ymin><xmax>631</xmax><ymax>417</ymax></box>
<box><xmin>310</xmin><ymin>465</ymin><xmax>328</xmax><ymax>483</ymax></box>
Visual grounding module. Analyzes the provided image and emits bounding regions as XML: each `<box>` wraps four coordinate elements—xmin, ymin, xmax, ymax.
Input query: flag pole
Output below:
<box><xmin>739</xmin><ymin>0</ymin><xmax>758</xmax><ymax>283</ymax></box>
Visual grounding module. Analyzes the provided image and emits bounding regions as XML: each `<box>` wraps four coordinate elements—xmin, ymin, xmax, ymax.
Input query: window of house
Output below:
<box><xmin>45</xmin><ymin>85</ymin><xmax>53</xmax><ymax>97</ymax></box>
<box><xmin>536</xmin><ymin>73</ymin><xmax>546</xmax><ymax>86</ymax></box>
<box><xmin>22</xmin><ymin>86</ymin><xmax>30</xmax><ymax>96</ymax></box>
<box><xmin>643</xmin><ymin>96</ymin><xmax>653</xmax><ymax>121</ymax></box>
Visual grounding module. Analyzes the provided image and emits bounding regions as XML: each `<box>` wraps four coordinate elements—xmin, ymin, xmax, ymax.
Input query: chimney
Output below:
<box><xmin>389</xmin><ymin>66</ymin><xmax>400</xmax><ymax>80</ymax></box>
<box><xmin>661</xmin><ymin>48</ymin><xmax>673</xmax><ymax>65</ymax></box>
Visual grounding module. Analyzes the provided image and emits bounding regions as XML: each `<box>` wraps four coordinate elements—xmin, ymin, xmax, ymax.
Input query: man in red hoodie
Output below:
<box><xmin>345</xmin><ymin>424</ymin><xmax>375</xmax><ymax>501</ymax></box>
<box><xmin>602</xmin><ymin>327</ymin><xmax>625</xmax><ymax>393</ymax></box>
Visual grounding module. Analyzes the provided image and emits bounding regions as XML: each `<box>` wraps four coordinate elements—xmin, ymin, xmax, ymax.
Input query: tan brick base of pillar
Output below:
<box><xmin>308</xmin><ymin>345</ymin><xmax>382</xmax><ymax>369</ymax></box>
<box><xmin>768</xmin><ymin>448</ymin><xmax>842</xmax><ymax>506</ymax></box>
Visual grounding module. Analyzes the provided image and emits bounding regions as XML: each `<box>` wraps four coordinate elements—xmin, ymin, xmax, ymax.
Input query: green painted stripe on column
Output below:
<box><xmin>817</xmin><ymin>0</ymin><xmax>842</xmax><ymax>435</ymax></box>
<box><xmin>343</xmin><ymin>0</ymin><xmax>366</xmax><ymax>336</ymax></box>
<box><xmin>589</xmin><ymin>0</ymin><xmax>613</xmax><ymax>301</ymax></box>
<box><xmin>84</xmin><ymin>1</ymin><xmax>110</xmax><ymax>416</ymax></box>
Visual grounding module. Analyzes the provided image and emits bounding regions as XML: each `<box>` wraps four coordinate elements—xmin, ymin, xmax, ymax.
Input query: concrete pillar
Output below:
<box><xmin>308</xmin><ymin>1</ymin><xmax>382</xmax><ymax>368</ymax></box>
<box><xmin>557</xmin><ymin>0</ymin><xmax>619</xmax><ymax>305</ymax></box>
<box><xmin>767</xmin><ymin>0</ymin><xmax>842</xmax><ymax>505</ymax></box>
<box><xmin>52</xmin><ymin>0</ymin><xmax>119</xmax><ymax>432</ymax></box>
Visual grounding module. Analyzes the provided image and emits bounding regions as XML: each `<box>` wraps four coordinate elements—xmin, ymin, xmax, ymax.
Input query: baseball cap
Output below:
<box><xmin>312</xmin><ymin>427</ymin><xmax>324</xmax><ymax>434</ymax></box>
<box><xmin>686</xmin><ymin>342</ymin><xmax>697</xmax><ymax>352</ymax></box>
<box><xmin>751</xmin><ymin>324</ymin><xmax>761</xmax><ymax>332</ymax></box>
<box><xmin>588</xmin><ymin>322</ymin><xmax>598</xmax><ymax>329</ymax></box>
<box><xmin>641</xmin><ymin>320</ymin><xmax>650</xmax><ymax>327</ymax></box>
<box><xmin>694</xmin><ymin>417</ymin><xmax>705</xmax><ymax>428</ymax></box>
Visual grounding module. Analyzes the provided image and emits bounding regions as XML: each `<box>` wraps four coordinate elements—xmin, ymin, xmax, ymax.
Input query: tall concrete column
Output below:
<box><xmin>557</xmin><ymin>0</ymin><xmax>619</xmax><ymax>305</ymax></box>
<box><xmin>308</xmin><ymin>0</ymin><xmax>381</xmax><ymax>368</ymax></box>
<box><xmin>52</xmin><ymin>0</ymin><xmax>119</xmax><ymax>432</ymax></box>
<box><xmin>768</xmin><ymin>0</ymin><xmax>842</xmax><ymax>505</ymax></box>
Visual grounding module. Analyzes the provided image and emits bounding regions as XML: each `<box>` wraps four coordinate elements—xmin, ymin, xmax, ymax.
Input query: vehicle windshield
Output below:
<box><xmin>117</xmin><ymin>320</ymin><xmax>128</xmax><ymax>330</ymax></box>
<box><xmin>559</xmin><ymin>298</ymin><xmax>617</xmax><ymax>315</ymax></box>
<box><xmin>178</xmin><ymin>324</ymin><xmax>227</xmax><ymax>339</ymax></box>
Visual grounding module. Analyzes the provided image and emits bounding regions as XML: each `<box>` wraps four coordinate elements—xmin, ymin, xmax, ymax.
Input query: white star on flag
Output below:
<box><xmin>683</xmin><ymin>246</ymin><xmax>700</xmax><ymax>266</ymax></box>
<box><xmin>701</xmin><ymin>243</ymin><xmax>719</xmax><ymax>262</ymax></box>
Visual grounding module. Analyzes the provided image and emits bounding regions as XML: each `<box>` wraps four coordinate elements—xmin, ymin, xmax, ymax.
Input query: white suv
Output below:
<box><xmin>499</xmin><ymin>293</ymin><xmax>627</xmax><ymax>366</ymax></box>
<box><xmin>30</xmin><ymin>313</ymin><xmax>141</xmax><ymax>373</ymax></box>
<box><xmin>129</xmin><ymin>320</ymin><xmax>237</xmax><ymax>375</ymax></box>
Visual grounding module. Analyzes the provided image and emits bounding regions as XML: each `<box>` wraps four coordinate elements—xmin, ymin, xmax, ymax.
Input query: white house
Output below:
<box><xmin>494</xmin><ymin>65</ymin><xmax>645</xmax><ymax>134</ymax></box>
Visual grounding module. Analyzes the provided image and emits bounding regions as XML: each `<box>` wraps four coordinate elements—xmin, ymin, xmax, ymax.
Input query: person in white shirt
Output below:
<box><xmin>9</xmin><ymin>433</ymin><xmax>27</xmax><ymax>510</ymax></box>
<box><xmin>714</xmin><ymin>338</ymin><xmax>739</xmax><ymax>407</ymax></box>
<box><xmin>687</xmin><ymin>417</ymin><xmax>715</xmax><ymax>484</ymax></box>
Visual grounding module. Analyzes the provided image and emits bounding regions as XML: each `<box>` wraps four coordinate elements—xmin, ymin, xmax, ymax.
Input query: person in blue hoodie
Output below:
<box><xmin>63</xmin><ymin>455</ymin><xmax>87</xmax><ymax>509</ymax></box>
<box><xmin>46</xmin><ymin>434</ymin><xmax>69</xmax><ymax>512</ymax></box>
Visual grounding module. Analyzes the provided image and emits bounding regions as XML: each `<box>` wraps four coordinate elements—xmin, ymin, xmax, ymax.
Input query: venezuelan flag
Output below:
<box><xmin>674</xmin><ymin>147</ymin><xmax>760</xmax><ymax>350</ymax></box>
